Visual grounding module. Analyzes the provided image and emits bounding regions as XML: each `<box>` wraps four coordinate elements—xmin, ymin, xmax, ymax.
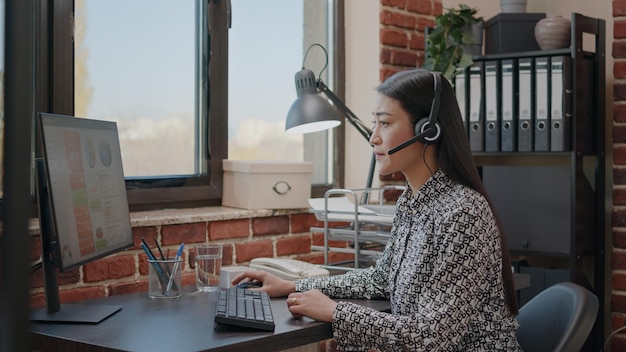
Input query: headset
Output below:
<box><xmin>387</xmin><ymin>71</ymin><xmax>443</xmax><ymax>155</ymax></box>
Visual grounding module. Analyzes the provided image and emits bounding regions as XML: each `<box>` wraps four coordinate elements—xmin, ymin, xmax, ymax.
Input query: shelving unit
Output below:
<box><xmin>462</xmin><ymin>13</ymin><xmax>605</xmax><ymax>350</ymax></box>
<box><xmin>308</xmin><ymin>186</ymin><xmax>404</xmax><ymax>271</ymax></box>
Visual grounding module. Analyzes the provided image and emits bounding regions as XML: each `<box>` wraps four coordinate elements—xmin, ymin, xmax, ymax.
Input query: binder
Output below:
<box><xmin>500</xmin><ymin>60</ymin><xmax>516</xmax><ymax>151</ymax></box>
<box><xmin>454</xmin><ymin>68</ymin><xmax>468</xmax><ymax>135</ymax></box>
<box><xmin>468</xmin><ymin>64</ymin><xmax>484</xmax><ymax>152</ymax></box>
<box><xmin>518</xmin><ymin>58</ymin><xmax>533</xmax><ymax>152</ymax></box>
<box><xmin>550</xmin><ymin>56</ymin><xmax>571</xmax><ymax>151</ymax></box>
<box><xmin>484</xmin><ymin>61</ymin><xmax>500</xmax><ymax>152</ymax></box>
<box><xmin>534</xmin><ymin>57</ymin><xmax>550</xmax><ymax>151</ymax></box>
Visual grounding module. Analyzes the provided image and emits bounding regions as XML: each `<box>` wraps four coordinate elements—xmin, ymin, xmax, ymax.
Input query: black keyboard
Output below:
<box><xmin>214</xmin><ymin>287</ymin><xmax>275</xmax><ymax>331</ymax></box>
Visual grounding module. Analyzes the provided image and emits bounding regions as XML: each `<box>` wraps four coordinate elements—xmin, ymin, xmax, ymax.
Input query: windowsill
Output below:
<box><xmin>28</xmin><ymin>206</ymin><xmax>310</xmax><ymax>235</ymax></box>
<box><xmin>130</xmin><ymin>206</ymin><xmax>310</xmax><ymax>227</ymax></box>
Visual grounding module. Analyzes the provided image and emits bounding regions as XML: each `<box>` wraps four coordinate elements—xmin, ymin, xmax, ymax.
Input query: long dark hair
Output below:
<box><xmin>377</xmin><ymin>68</ymin><xmax>518</xmax><ymax>315</ymax></box>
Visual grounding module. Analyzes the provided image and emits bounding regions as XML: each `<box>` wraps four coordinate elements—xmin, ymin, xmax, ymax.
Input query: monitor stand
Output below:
<box><xmin>31</xmin><ymin>304</ymin><xmax>122</xmax><ymax>324</ymax></box>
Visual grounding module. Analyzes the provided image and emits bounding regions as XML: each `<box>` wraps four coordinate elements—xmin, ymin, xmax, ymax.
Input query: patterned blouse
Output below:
<box><xmin>295</xmin><ymin>169</ymin><xmax>521</xmax><ymax>351</ymax></box>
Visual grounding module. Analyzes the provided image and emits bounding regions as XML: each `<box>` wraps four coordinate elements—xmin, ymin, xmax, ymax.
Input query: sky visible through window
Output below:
<box><xmin>79</xmin><ymin>0</ymin><xmax>305</xmax><ymax>175</ymax></box>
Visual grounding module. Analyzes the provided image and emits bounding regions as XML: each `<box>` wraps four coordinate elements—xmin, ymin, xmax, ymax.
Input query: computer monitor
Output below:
<box><xmin>31</xmin><ymin>113</ymin><xmax>134</xmax><ymax>323</ymax></box>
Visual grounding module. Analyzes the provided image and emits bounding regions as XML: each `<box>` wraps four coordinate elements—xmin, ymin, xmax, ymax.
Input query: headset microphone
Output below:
<box><xmin>387</xmin><ymin>72</ymin><xmax>443</xmax><ymax>155</ymax></box>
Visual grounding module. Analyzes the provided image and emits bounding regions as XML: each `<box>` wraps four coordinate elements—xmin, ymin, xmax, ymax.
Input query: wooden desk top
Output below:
<box><xmin>30</xmin><ymin>286</ymin><xmax>391</xmax><ymax>352</ymax></box>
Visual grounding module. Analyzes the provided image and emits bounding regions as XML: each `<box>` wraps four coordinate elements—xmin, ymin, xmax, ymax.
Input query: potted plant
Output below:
<box><xmin>423</xmin><ymin>4</ymin><xmax>484</xmax><ymax>81</ymax></box>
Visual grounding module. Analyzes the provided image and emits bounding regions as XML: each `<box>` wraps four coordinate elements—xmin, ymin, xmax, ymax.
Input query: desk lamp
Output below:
<box><xmin>285</xmin><ymin>44</ymin><xmax>376</xmax><ymax>196</ymax></box>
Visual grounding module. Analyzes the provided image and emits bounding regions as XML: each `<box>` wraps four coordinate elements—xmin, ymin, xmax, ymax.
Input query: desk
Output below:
<box><xmin>31</xmin><ymin>287</ymin><xmax>391</xmax><ymax>352</ymax></box>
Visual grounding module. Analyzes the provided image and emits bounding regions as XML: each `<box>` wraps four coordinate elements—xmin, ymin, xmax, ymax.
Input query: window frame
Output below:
<box><xmin>27</xmin><ymin>0</ymin><xmax>345</xmax><ymax>212</ymax></box>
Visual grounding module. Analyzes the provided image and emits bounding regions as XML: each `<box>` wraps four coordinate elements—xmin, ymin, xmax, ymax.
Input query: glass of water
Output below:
<box><xmin>194</xmin><ymin>244</ymin><xmax>223</xmax><ymax>292</ymax></box>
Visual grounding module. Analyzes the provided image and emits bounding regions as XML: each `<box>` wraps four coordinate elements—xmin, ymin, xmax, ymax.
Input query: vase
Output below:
<box><xmin>500</xmin><ymin>0</ymin><xmax>527</xmax><ymax>13</ymax></box>
<box><xmin>534</xmin><ymin>15</ymin><xmax>571</xmax><ymax>50</ymax></box>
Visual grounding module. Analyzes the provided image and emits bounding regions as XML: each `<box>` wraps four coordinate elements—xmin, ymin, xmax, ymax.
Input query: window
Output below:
<box><xmin>228</xmin><ymin>0</ymin><xmax>343</xmax><ymax>192</ymax></box>
<box><xmin>18</xmin><ymin>0</ymin><xmax>343</xmax><ymax>211</ymax></box>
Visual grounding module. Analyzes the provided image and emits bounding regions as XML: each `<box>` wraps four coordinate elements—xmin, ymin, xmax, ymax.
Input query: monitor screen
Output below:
<box><xmin>32</xmin><ymin>113</ymin><xmax>133</xmax><ymax>323</ymax></box>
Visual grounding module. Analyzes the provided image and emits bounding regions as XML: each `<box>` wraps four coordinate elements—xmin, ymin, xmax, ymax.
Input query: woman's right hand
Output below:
<box><xmin>231</xmin><ymin>269</ymin><xmax>296</xmax><ymax>297</ymax></box>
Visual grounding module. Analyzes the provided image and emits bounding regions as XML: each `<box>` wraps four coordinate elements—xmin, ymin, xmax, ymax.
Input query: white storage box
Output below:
<box><xmin>222</xmin><ymin>160</ymin><xmax>313</xmax><ymax>209</ymax></box>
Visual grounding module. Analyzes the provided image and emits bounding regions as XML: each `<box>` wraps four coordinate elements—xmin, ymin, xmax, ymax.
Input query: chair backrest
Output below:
<box><xmin>515</xmin><ymin>282</ymin><xmax>599</xmax><ymax>352</ymax></box>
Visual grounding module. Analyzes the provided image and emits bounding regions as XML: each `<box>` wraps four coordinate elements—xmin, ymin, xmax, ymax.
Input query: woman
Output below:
<box><xmin>233</xmin><ymin>69</ymin><xmax>521</xmax><ymax>351</ymax></box>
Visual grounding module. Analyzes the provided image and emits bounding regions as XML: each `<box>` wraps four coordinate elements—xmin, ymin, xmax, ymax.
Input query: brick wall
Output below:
<box><xmin>29</xmin><ymin>212</ymin><xmax>355</xmax><ymax>308</ymax></box>
<box><xmin>613</xmin><ymin>1</ymin><xmax>626</xmax><ymax>350</ymax></box>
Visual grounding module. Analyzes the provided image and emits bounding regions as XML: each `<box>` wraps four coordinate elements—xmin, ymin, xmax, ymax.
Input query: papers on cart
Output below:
<box><xmin>308</xmin><ymin>197</ymin><xmax>395</xmax><ymax>226</ymax></box>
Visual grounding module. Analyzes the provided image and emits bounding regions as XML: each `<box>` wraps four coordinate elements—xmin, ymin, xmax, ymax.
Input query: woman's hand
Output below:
<box><xmin>231</xmin><ymin>269</ymin><xmax>296</xmax><ymax>297</ymax></box>
<box><xmin>287</xmin><ymin>289</ymin><xmax>337</xmax><ymax>322</ymax></box>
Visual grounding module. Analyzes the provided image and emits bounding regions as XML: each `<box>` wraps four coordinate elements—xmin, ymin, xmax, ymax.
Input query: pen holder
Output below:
<box><xmin>148</xmin><ymin>258</ymin><xmax>182</xmax><ymax>299</ymax></box>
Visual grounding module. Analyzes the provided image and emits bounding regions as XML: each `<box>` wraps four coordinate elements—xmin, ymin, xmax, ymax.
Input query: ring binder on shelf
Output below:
<box><xmin>455</xmin><ymin>68</ymin><xmax>468</xmax><ymax>134</ymax></box>
<box><xmin>534</xmin><ymin>57</ymin><xmax>550</xmax><ymax>152</ymax></box>
<box><xmin>518</xmin><ymin>58</ymin><xmax>533</xmax><ymax>152</ymax></box>
<box><xmin>484</xmin><ymin>61</ymin><xmax>500</xmax><ymax>152</ymax></box>
<box><xmin>550</xmin><ymin>56</ymin><xmax>571</xmax><ymax>151</ymax></box>
<box><xmin>501</xmin><ymin>60</ymin><xmax>516</xmax><ymax>152</ymax></box>
<box><xmin>469</xmin><ymin>64</ymin><xmax>484</xmax><ymax>152</ymax></box>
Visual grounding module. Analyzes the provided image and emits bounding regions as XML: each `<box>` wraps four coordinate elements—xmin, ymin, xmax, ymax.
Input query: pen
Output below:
<box><xmin>165</xmin><ymin>243</ymin><xmax>184</xmax><ymax>296</ymax></box>
<box><xmin>154</xmin><ymin>238</ymin><xmax>166</xmax><ymax>260</ymax></box>
<box><xmin>140</xmin><ymin>242</ymin><xmax>168</xmax><ymax>294</ymax></box>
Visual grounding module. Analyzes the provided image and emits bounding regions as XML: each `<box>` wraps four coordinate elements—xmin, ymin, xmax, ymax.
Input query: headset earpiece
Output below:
<box><xmin>415</xmin><ymin>117</ymin><xmax>442</xmax><ymax>143</ymax></box>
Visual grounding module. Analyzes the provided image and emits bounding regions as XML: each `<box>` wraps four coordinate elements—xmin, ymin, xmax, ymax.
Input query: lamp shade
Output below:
<box><xmin>285</xmin><ymin>69</ymin><xmax>341</xmax><ymax>134</ymax></box>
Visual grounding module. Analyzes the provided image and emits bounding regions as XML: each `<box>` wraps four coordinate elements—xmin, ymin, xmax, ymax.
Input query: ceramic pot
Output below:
<box><xmin>500</xmin><ymin>0</ymin><xmax>527</xmax><ymax>13</ymax></box>
<box><xmin>534</xmin><ymin>15</ymin><xmax>571</xmax><ymax>50</ymax></box>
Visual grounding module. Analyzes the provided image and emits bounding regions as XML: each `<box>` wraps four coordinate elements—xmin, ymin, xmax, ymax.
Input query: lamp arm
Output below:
<box><xmin>317</xmin><ymin>80</ymin><xmax>372</xmax><ymax>142</ymax></box>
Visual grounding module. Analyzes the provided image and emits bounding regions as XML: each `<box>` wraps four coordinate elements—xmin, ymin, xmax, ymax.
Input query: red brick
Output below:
<box><xmin>138</xmin><ymin>253</ymin><xmax>150</xmax><ymax>275</ymax></box>
<box><xmin>390</xmin><ymin>49</ymin><xmax>419</xmax><ymax>67</ymax></box>
<box><xmin>132</xmin><ymin>226</ymin><xmax>158</xmax><ymax>250</ymax></box>
<box><xmin>380</xmin><ymin>10</ymin><xmax>417</xmax><ymax>29</ymax></box>
<box><xmin>612</xmin><ymin>250</ymin><xmax>626</xmax><ymax>270</ymax></box>
<box><xmin>31</xmin><ymin>293</ymin><xmax>46</xmax><ymax>308</ymax></box>
<box><xmin>615</xmin><ymin>229</ymin><xmax>626</xmax><ymax>248</ymax></box>
<box><xmin>162</xmin><ymin>222</ymin><xmax>206</xmax><ymax>245</ymax></box>
<box><xmin>252</xmin><ymin>216</ymin><xmax>289</xmax><ymax>236</ymax></box>
<box><xmin>617</xmin><ymin>19</ymin><xmax>626</xmax><ymax>38</ymax></box>
<box><xmin>406</xmin><ymin>0</ymin><xmax>432</xmax><ymax>15</ymax></box>
<box><xmin>611</xmin><ymin>312</ymin><xmax>626</xmax><ymax>331</ymax></box>
<box><xmin>221</xmin><ymin>243</ymin><xmax>234</xmax><ymax>266</ymax></box>
<box><xmin>417</xmin><ymin>17</ymin><xmax>435</xmax><ymax>31</ymax></box>
<box><xmin>614</xmin><ymin>208</ymin><xmax>626</xmax><ymax>227</ymax></box>
<box><xmin>409</xmin><ymin>32</ymin><xmax>425</xmax><ymax>50</ymax></box>
<box><xmin>381</xmin><ymin>0</ymin><xmax>407</xmax><ymax>10</ymax></box>
<box><xmin>433</xmin><ymin>1</ymin><xmax>442</xmax><ymax>16</ymax></box>
<box><xmin>615</xmin><ymin>103</ymin><xmax>626</xmax><ymax>122</ymax></box>
<box><xmin>312</xmin><ymin>232</ymin><xmax>352</xmax><ymax>248</ymax></box>
<box><xmin>109</xmin><ymin>281</ymin><xmax>146</xmax><ymax>296</ymax></box>
<box><xmin>209</xmin><ymin>219</ymin><xmax>250</xmax><ymax>240</ymax></box>
<box><xmin>235</xmin><ymin>240</ymin><xmax>273</xmax><ymax>263</ymax></box>
<box><xmin>381</xmin><ymin>28</ymin><xmax>409</xmax><ymax>47</ymax></box>
<box><xmin>615</xmin><ymin>167</ymin><xmax>626</xmax><ymax>184</ymax></box>
<box><xmin>381</xmin><ymin>47</ymin><xmax>393</xmax><ymax>64</ymax></box>
<box><xmin>291</xmin><ymin>213</ymin><xmax>318</xmax><ymax>234</ymax></box>
<box><xmin>614</xmin><ymin>41</ymin><xmax>626</xmax><ymax>59</ymax></box>
<box><xmin>616</xmin><ymin>124</ymin><xmax>626</xmax><ymax>143</ymax></box>
<box><xmin>614</xmin><ymin>272</ymin><xmax>626</xmax><ymax>291</ymax></box>
<box><xmin>293</xmin><ymin>253</ymin><xmax>325</xmax><ymax>265</ymax></box>
<box><xmin>276</xmin><ymin>235</ymin><xmax>312</xmax><ymax>256</ymax></box>
<box><xmin>60</xmin><ymin>286</ymin><xmax>106</xmax><ymax>303</ymax></box>
<box><xmin>616</xmin><ymin>0</ymin><xmax>626</xmax><ymax>16</ymax></box>
<box><xmin>83</xmin><ymin>255</ymin><xmax>135</xmax><ymax>282</ymax></box>
<box><xmin>615</xmin><ymin>145</ymin><xmax>626</xmax><ymax>165</ymax></box>
<box><xmin>617</xmin><ymin>61</ymin><xmax>626</xmax><ymax>79</ymax></box>
<box><xmin>615</xmin><ymin>187</ymin><xmax>626</xmax><ymax>205</ymax></box>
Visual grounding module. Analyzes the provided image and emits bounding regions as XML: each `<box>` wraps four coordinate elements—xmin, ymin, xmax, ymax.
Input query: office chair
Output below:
<box><xmin>515</xmin><ymin>282</ymin><xmax>599</xmax><ymax>352</ymax></box>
